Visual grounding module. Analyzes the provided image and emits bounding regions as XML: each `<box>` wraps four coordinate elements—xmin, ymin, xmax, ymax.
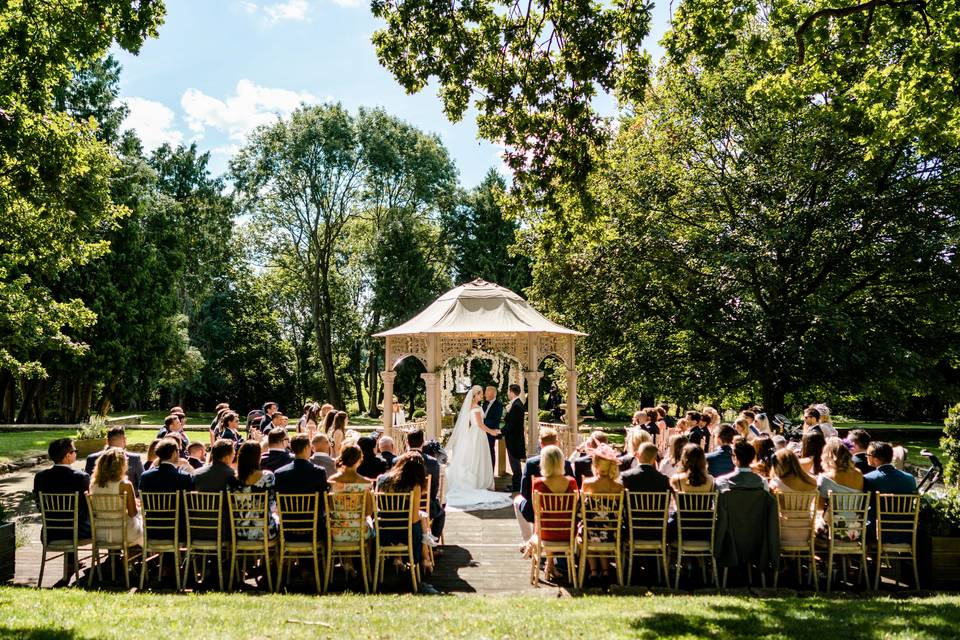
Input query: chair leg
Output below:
<box><xmin>627</xmin><ymin>551</ymin><xmax>634</xmax><ymax>586</ymax></box>
<box><xmin>314</xmin><ymin>551</ymin><xmax>323</xmax><ymax>594</ymax></box>
<box><xmin>874</xmin><ymin>550</ymin><xmax>882</xmax><ymax>591</ymax></box>
<box><xmin>615</xmin><ymin>550</ymin><xmax>624</xmax><ymax>586</ymax></box>
<box><xmin>662</xmin><ymin>552</ymin><xmax>670</xmax><ymax>588</ymax></box>
<box><xmin>88</xmin><ymin>547</ymin><xmax>98</xmax><ymax>587</ymax></box>
<box><xmin>811</xmin><ymin>552</ymin><xmax>819</xmax><ymax>592</ymax></box>
<box><xmin>229</xmin><ymin>552</ymin><xmax>237</xmax><ymax>592</ymax></box>
<box><xmin>674</xmin><ymin>551</ymin><xmax>682</xmax><ymax>590</ymax></box>
<box><xmin>722</xmin><ymin>567</ymin><xmax>727</xmax><ymax>589</ymax></box>
<box><xmin>123</xmin><ymin>549</ymin><xmax>131</xmax><ymax>590</ymax></box>
<box><xmin>360</xmin><ymin>547</ymin><xmax>370</xmax><ymax>594</ymax></box>
<box><xmin>264</xmin><ymin>547</ymin><xmax>273</xmax><ymax>592</ymax></box>
<box><xmin>711</xmin><ymin>559</ymin><xmax>719</xmax><ymax>589</ymax></box>
<box><xmin>912</xmin><ymin>554</ymin><xmax>920</xmax><ymax>590</ymax></box>
<box><xmin>577</xmin><ymin>544</ymin><xmax>587</xmax><ymax>588</ymax></box>
<box><xmin>140</xmin><ymin>551</ymin><xmax>148</xmax><ymax>590</ymax></box>
<box><xmin>409</xmin><ymin>549</ymin><xmax>417</xmax><ymax>593</ymax></box>
<box><xmin>826</xmin><ymin>551</ymin><xmax>833</xmax><ymax>593</ymax></box>
<box><xmin>217</xmin><ymin>549</ymin><xmax>224</xmax><ymax>591</ymax></box>
<box><xmin>38</xmin><ymin>551</ymin><xmax>47</xmax><ymax>589</ymax></box>
<box><xmin>324</xmin><ymin>551</ymin><xmax>334</xmax><ymax>592</ymax></box>
<box><xmin>174</xmin><ymin>550</ymin><xmax>182</xmax><ymax>591</ymax></box>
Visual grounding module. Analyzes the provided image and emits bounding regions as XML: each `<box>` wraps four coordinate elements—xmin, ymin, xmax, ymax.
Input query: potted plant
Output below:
<box><xmin>919</xmin><ymin>488</ymin><xmax>960</xmax><ymax>589</ymax></box>
<box><xmin>0</xmin><ymin>502</ymin><xmax>14</xmax><ymax>583</ymax></box>
<box><xmin>73</xmin><ymin>417</ymin><xmax>108</xmax><ymax>458</ymax></box>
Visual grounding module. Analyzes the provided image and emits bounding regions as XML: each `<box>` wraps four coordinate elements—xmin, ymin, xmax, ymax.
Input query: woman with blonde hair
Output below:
<box><xmin>527</xmin><ymin>444</ymin><xmax>578</xmax><ymax>581</ymax></box>
<box><xmin>769</xmin><ymin>448</ymin><xmax>818</xmax><ymax>547</ymax></box>
<box><xmin>580</xmin><ymin>444</ymin><xmax>624</xmax><ymax>582</ymax></box>
<box><xmin>90</xmin><ymin>448</ymin><xmax>143</xmax><ymax>545</ymax></box>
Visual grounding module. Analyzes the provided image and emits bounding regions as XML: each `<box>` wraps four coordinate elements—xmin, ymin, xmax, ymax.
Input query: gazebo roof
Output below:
<box><xmin>373</xmin><ymin>279</ymin><xmax>585</xmax><ymax>337</ymax></box>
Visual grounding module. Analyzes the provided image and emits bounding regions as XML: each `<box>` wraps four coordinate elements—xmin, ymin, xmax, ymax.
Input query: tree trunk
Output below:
<box><xmin>97</xmin><ymin>381</ymin><xmax>116</xmax><ymax>417</ymax></box>
<box><xmin>33</xmin><ymin>380</ymin><xmax>47</xmax><ymax>423</ymax></box>
<box><xmin>352</xmin><ymin>342</ymin><xmax>367</xmax><ymax>414</ymax></box>
<box><xmin>312</xmin><ymin>296</ymin><xmax>343</xmax><ymax>409</ymax></box>
<box><xmin>15</xmin><ymin>379</ymin><xmax>39</xmax><ymax>423</ymax></box>
<box><xmin>1</xmin><ymin>370</ymin><xmax>14</xmax><ymax>423</ymax></box>
<box><xmin>760</xmin><ymin>378</ymin><xmax>786</xmax><ymax>420</ymax></box>
<box><xmin>591</xmin><ymin>399</ymin><xmax>609</xmax><ymax>421</ymax></box>
<box><xmin>366</xmin><ymin>338</ymin><xmax>381</xmax><ymax>418</ymax></box>
<box><xmin>640</xmin><ymin>395</ymin><xmax>655</xmax><ymax>409</ymax></box>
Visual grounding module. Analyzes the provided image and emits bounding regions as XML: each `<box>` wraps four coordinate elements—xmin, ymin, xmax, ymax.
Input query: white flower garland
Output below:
<box><xmin>439</xmin><ymin>348</ymin><xmax>522</xmax><ymax>414</ymax></box>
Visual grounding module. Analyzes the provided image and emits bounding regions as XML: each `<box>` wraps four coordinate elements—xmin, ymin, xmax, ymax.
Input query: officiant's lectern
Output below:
<box><xmin>374</xmin><ymin>279</ymin><xmax>585</xmax><ymax>472</ymax></box>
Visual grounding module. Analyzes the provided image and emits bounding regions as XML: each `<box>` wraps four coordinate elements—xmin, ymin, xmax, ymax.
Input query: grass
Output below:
<box><xmin>0</xmin><ymin>429</ymin><xmax>210</xmax><ymax>464</ymax></box>
<box><xmin>0</xmin><ymin>587</ymin><xmax>958</xmax><ymax>639</ymax></box>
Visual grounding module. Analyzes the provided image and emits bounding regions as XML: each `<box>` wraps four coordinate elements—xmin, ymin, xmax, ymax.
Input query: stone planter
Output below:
<box><xmin>920</xmin><ymin>532</ymin><xmax>960</xmax><ymax>589</ymax></box>
<box><xmin>74</xmin><ymin>438</ymin><xmax>106</xmax><ymax>459</ymax></box>
<box><xmin>0</xmin><ymin>521</ymin><xmax>14</xmax><ymax>583</ymax></box>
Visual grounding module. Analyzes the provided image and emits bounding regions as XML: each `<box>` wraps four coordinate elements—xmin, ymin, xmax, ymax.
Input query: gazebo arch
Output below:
<box><xmin>373</xmin><ymin>279</ymin><xmax>585</xmax><ymax>456</ymax></box>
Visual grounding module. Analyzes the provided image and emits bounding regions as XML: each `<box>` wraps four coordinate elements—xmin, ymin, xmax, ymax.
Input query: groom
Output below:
<box><xmin>501</xmin><ymin>384</ymin><xmax>526</xmax><ymax>492</ymax></box>
<box><xmin>481</xmin><ymin>386</ymin><xmax>503</xmax><ymax>473</ymax></box>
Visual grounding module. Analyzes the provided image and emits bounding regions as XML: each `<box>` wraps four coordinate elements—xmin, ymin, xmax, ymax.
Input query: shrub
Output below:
<box><xmin>538</xmin><ymin>410</ymin><xmax>553</xmax><ymax>423</ymax></box>
<box><xmin>941</xmin><ymin>403</ymin><xmax>960</xmax><ymax>485</ymax></box>
<box><xmin>75</xmin><ymin>416</ymin><xmax>107</xmax><ymax>440</ymax></box>
<box><xmin>920</xmin><ymin>488</ymin><xmax>960</xmax><ymax>537</ymax></box>
<box><xmin>413</xmin><ymin>409</ymin><xmax>426</xmax><ymax>419</ymax></box>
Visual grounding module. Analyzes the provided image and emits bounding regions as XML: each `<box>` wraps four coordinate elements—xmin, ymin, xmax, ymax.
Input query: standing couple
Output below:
<box><xmin>444</xmin><ymin>384</ymin><xmax>526</xmax><ymax>511</ymax></box>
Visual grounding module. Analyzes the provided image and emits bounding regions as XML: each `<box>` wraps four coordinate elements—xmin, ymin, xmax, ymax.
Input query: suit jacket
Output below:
<box><xmin>33</xmin><ymin>464</ymin><xmax>91</xmax><ymax>540</ymax></box>
<box><xmin>714</xmin><ymin>488</ymin><xmax>779</xmax><ymax>569</ymax></box>
<box><xmin>639</xmin><ymin>422</ymin><xmax>660</xmax><ymax>442</ymax></box>
<box><xmin>380</xmin><ymin>451</ymin><xmax>397</xmax><ymax>469</ymax></box>
<box><xmin>156</xmin><ymin>429</ymin><xmax>189</xmax><ymax>455</ymax></box>
<box><xmin>621</xmin><ymin>463</ymin><xmax>670</xmax><ymax>493</ymax></box>
<box><xmin>139</xmin><ymin>462</ymin><xmax>195</xmax><ymax>493</ymax></box>
<box><xmin>187</xmin><ymin>457</ymin><xmax>204</xmax><ymax>470</ymax></box>
<box><xmin>706</xmin><ymin>445</ymin><xmax>735</xmax><ymax>477</ymax></box>
<box><xmin>518</xmin><ymin>454</ymin><xmax>575</xmax><ymax>522</ymax></box>
<box><xmin>863</xmin><ymin>464</ymin><xmax>918</xmax><ymax>540</ymax></box>
<box><xmin>411</xmin><ymin>449</ymin><xmax>443</xmax><ymax>520</ymax></box>
<box><xmin>310</xmin><ymin>452</ymin><xmax>338</xmax><ymax>477</ymax></box>
<box><xmin>715</xmin><ymin>468</ymin><xmax>769</xmax><ymax>492</ymax></box>
<box><xmin>501</xmin><ymin>397</ymin><xmax>526</xmax><ymax>458</ymax></box>
<box><xmin>852</xmin><ymin>452</ymin><xmax>875</xmax><ymax>475</ymax></box>
<box><xmin>260</xmin><ymin>448</ymin><xmax>295</xmax><ymax>473</ymax></box>
<box><xmin>84</xmin><ymin>448</ymin><xmax>143</xmax><ymax>493</ymax></box>
<box><xmin>357</xmin><ymin>455</ymin><xmax>389</xmax><ymax>480</ymax></box>
<box><xmin>275</xmin><ymin>459</ymin><xmax>328</xmax><ymax>502</ymax></box>
<box><xmin>482</xmin><ymin>399</ymin><xmax>504</xmax><ymax>431</ymax></box>
<box><xmin>688</xmin><ymin>426</ymin><xmax>710</xmax><ymax>449</ymax></box>
<box><xmin>618</xmin><ymin>453</ymin><xmax>637</xmax><ymax>473</ymax></box>
<box><xmin>573</xmin><ymin>455</ymin><xmax>594</xmax><ymax>488</ymax></box>
<box><xmin>192</xmin><ymin>460</ymin><xmax>236</xmax><ymax>493</ymax></box>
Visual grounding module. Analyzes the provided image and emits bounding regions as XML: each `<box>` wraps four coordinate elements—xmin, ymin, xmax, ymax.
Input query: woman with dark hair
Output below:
<box><xmin>327</xmin><ymin>411</ymin><xmax>347</xmax><ymax>457</ymax></box>
<box><xmin>659</xmin><ymin>434</ymin><xmax>689</xmax><ymax>477</ymax></box>
<box><xmin>144</xmin><ymin>438</ymin><xmax>161</xmax><ymax>471</ymax></box>
<box><xmin>229</xmin><ymin>441</ymin><xmax>278</xmax><ymax>540</ymax></box>
<box><xmin>300</xmin><ymin>402</ymin><xmax>321</xmax><ymax>436</ymax></box>
<box><xmin>327</xmin><ymin>443</ymin><xmax>374</xmax><ymax>579</ymax></box>
<box><xmin>357</xmin><ymin>435</ymin><xmax>388</xmax><ymax>479</ymax></box>
<box><xmin>375</xmin><ymin>451</ymin><xmax>437</xmax><ymax>570</ymax></box>
<box><xmin>799</xmin><ymin>430</ymin><xmax>826</xmax><ymax>476</ymax></box>
<box><xmin>751</xmin><ymin>435</ymin><xmax>776</xmax><ymax>477</ymax></box>
<box><xmin>669</xmin><ymin>444</ymin><xmax>715</xmax><ymax>493</ymax></box>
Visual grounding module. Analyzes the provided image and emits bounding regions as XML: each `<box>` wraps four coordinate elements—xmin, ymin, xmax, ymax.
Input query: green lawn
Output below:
<box><xmin>0</xmin><ymin>429</ymin><xmax>210</xmax><ymax>464</ymax></box>
<box><xmin>0</xmin><ymin>587</ymin><xmax>957</xmax><ymax>639</ymax></box>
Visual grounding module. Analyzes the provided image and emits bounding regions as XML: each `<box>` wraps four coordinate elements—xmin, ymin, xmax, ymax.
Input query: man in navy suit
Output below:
<box><xmin>706</xmin><ymin>424</ymin><xmax>737</xmax><ymax>477</ymax></box>
<box><xmin>139</xmin><ymin>438</ymin><xmax>194</xmax><ymax>540</ymax></box>
<box><xmin>34</xmin><ymin>438</ymin><xmax>91</xmax><ymax>541</ymax></box>
<box><xmin>501</xmin><ymin>384</ymin><xmax>527</xmax><ymax>492</ymax></box>
<box><xmin>481</xmin><ymin>386</ymin><xmax>503</xmax><ymax>473</ymax></box>
<box><xmin>275</xmin><ymin>434</ymin><xmax>328</xmax><ymax>540</ymax></box>
<box><xmin>715</xmin><ymin>439</ymin><xmax>769</xmax><ymax>492</ymax></box>
<box><xmin>406</xmin><ymin>428</ymin><xmax>445</xmax><ymax>539</ymax></box>
<box><xmin>84</xmin><ymin>426</ymin><xmax>144</xmax><ymax>493</ymax></box>
<box><xmin>848</xmin><ymin>429</ymin><xmax>875</xmax><ymax>475</ymax></box>
<box><xmin>621</xmin><ymin>442</ymin><xmax>670</xmax><ymax>493</ymax></box>
<box><xmin>513</xmin><ymin>427</ymin><xmax>575</xmax><ymax>541</ymax></box>
<box><xmin>260</xmin><ymin>428</ymin><xmax>294</xmax><ymax>472</ymax></box>
<box><xmin>863</xmin><ymin>441</ymin><xmax>917</xmax><ymax>540</ymax></box>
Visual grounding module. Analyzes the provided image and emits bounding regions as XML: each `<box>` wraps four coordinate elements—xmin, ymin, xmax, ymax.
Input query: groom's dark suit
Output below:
<box><xmin>501</xmin><ymin>397</ymin><xmax>526</xmax><ymax>491</ymax></box>
<box><xmin>482</xmin><ymin>398</ymin><xmax>503</xmax><ymax>472</ymax></box>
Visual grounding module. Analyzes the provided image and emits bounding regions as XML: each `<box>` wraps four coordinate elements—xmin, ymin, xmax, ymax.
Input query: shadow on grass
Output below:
<box><xmin>0</xmin><ymin>627</ymin><xmax>82</xmax><ymax>640</ymax></box>
<box><xmin>629</xmin><ymin>597</ymin><xmax>960</xmax><ymax>639</ymax></box>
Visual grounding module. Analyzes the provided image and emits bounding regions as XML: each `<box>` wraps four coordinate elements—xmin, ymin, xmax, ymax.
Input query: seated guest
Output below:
<box><xmin>658</xmin><ymin>434</ymin><xmax>688</xmax><ymax>478</ymax></box>
<box><xmin>328</xmin><ymin>444</ymin><xmax>374</xmax><ymax>579</ymax></box>
<box><xmin>193</xmin><ymin>439</ymin><xmax>237</xmax><ymax>492</ymax></box>
<box><xmin>259</xmin><ymin>428</ymin><xmax>294</xmax><ymax>472</ymax></box>
<box><xmin>716</xmin><ymin>439</ymin><xmax>769</xmax><ymax>492</ymax></box>
<box><xmin>275</xmin><ymin>434</ymin><xmax>328</xmax><ymax>539</ymax></box>
<box><xmin>217</xmin><ymin>411</ymin><xmax>243</xmax><ymax>444</ymax></box>
<box><xmin>705</xmin><ymin>424</ymin><xmax>737</xmax><ymax>477</ymax></box>
<box><xmin>514</xmin><ymin>427</ymin><xmax>575</xmax><ymax>541</ymax></box>
<box><xmin>309</xmin><ymin>433</ymin><xmax>338</xmax><ymax>477</ymax></box>
<box><xmin>34</xmin><ymin>438</ymin><xmax>91</xmax><ymax>540</ymax></box>
<box><xmin>813</xmin><ymin>403</ymin><xmax>838</xmax><ymax>438</ymax></box>
<box><xmin>816</xmin><ymin>437</ymin><xmax>864</xmax><ymax>531</ymax></box>
<box><xmin>90</xmin><ymin>448</ymin><xmax>143</xmax><ymax>546</ymax></box>
<box><xmin>144</xmin><ymin>438</ymin><xmax>161</xmax><ymax>471</ymax></box>
<box><xmin>847</xmin><ymin>429</ymin><xmax>874</xmax><ymax>474</ymax></box>
<box><xmin>799</xmin><ymin>430</ymin><xmax>826</xmax><ymax>476</ymax></box>
<box><xmin>262</xmin><ymin>411</ymin><xmax>287</xmax><ymax>436</ymax></box>
<box><xmin>733</xmin><ymin>417</ymin><xmax>752</xmax><ymax>442</ymax></box>
<box><xmin>356</xmin><ymin>435</ymin><xmax>388</xmax><ymax>479</ymax></box>
<box><xmin>572</xmin><ymin>430</ymin><xmax>608</xmax><ymax>486</ymax></box>
<box><xmin>377</xmin><ymin>436</ymin><xmax>398</xmax><ymax>469</ymax></box>
<box><xmin>622</xmin><ymin>442</ymin><xmax>670</xmax><ymax>493</ymax></box>
<box><xmin>684</xmin><ymin>411</ymin><xmax>707</xmax><ymax>447</ymax></box>
<box><xmin>525</xmin><ymin>444</ymin><xmax>578</xmax><ymax>581</ymax></box>
<box><xmin>186</xmin><ymin>442</ymin><xmax>207</xmax><ymax>470</ymax></box>
<box><xmin>580</xmin><ymin>444</ymin><xmax>625</xmax><ymax>581</ymax></box>
<box><xmin>230</xmin><ymin>441</ymin><xmax>279</xmax><ymax>539</ymax></box>
<box><xmin>750</xmin><ymin>435</ymin><xmax>775</xmax><ymax>478</ymax></box>
<box><xmin>769</xmin><ymin>448</ymin><xmax>818</xmax><ymax>493</ymax></box>
<box><xmin>670</xmin><ymin>444</ymin><xmax>715</xmax><ymax>493</ymax></box>
<box><xmin>863</xmin><ymin>441</ymin><xmax>918</xmax><ymax>538</ymax></box>
<box><xmin>328</xmin><ymin>411</ymin><xmax>349</xmax><ymax>457</ymax></box>
<box><xmin>259</xmin><ymin>401</ymin><xmax>278</xmax><ymax>432</ymax></box>
<box><xmin>85</xmin><ymin>426</ymin><xmax>144</xmax><ymax>492</ymax></box>
<box><xmin>638</xmin><ymin>408</ymin><xmax>660</xmax><ymax>443</ymax></box>
<box><xmin>155</xmin><ymin>414</ymin><xmax>189</xmax><ymax>456</ymax></box>
<box><xmin>619</xmin><ymin>428</ymin><xmax>653</xmax><ymax>472</ymax></box>
<box><xmin>139</xmin><ymin>438</ymin><xmax>195</xmax><ymax>493</ymax></box>
<box><xmin>375</xmin><ymin>451</ymin><xmax>439</xmax><ymax>584</ymax></box>
<box><xmin>406</xmin><ymin>428</ymin><xmax>445</xmax><ymax>540</ymax></box>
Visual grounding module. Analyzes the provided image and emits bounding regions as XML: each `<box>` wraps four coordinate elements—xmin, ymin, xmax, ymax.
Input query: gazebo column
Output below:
<box><xmin>421</xmin><ymin>372</ymin><xmax>441</xmax><ymax>441</ymax></box>
<box><xmin>380</xmin><ymin>370</ymin><xmax>396</xmax><ymax>437</ymax></box>
<box><xmin>565</xmin><ymin>369</ymin><xmax>578</xmax><ymax>432</ymax></box>
<box><xmin>524</xmin><ymin>371</ymin><xmax>543</xmax><ymax>455</ymax></box>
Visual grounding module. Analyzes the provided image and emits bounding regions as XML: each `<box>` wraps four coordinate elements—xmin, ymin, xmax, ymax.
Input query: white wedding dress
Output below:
<box><xmin>444</xmin><ymin>385</ymin><xmax>514</xmax><ymax>511</ymax></box>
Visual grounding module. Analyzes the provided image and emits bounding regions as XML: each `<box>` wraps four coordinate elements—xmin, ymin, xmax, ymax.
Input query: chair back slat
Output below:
<box><xmin>374</xmin><ymin>491</ymin><xmax>416</xmax><ymax>536</ymax></box>
<box><xmin>277</xmin><ymin>493</ymin><xmax>320</xmax><ymax>540</ymax></box>
<box><xmin>228</xmin><ymin>492</ymin><xmax>271</xmax><ymax>542</ymax></box>
<box><xmin>141</xmin><ymin>492</ymin><xmax>181</xmax><ymax>543</ymax></box>
<box><xmin>88</xmin><ymin>493</ymin><xmax>128</xmax><ymax>543</ymax></box>
<box><xmin>419</xmin><ymin>476</ymin><xmax>431</xmax><ymax>514</ymax></box>
<box><xmin>580</xmin><ymin>492</ymin><xmax>623</xmax><ymax>544</ymax></box>
<box><xmin>185</xmin><ymin>492</ymin><xmax>223</xmax><ymax>544</ymax></box>
<box><xmin>326</xmin><ymin>491</ymin><xmax>368</xmax><ymax>545</ymax></box>
<box><xmin>533</xmin><ymin>491</ymin><xmax>578</xmax><ymax>542</ymax></box>
<box><xmin>826</xmin><ymin>491</ymin><xmax>869</xmax><ymax>546</ymax></box>
<box><xmin>675</xmin><ymin>492</ymin><xmax>717</xmax><ymax>547</ymax></box>
<box><xmin>626</xmin><ymin>491</ymin><xmax>669</xmax><ymax>542</ymax></box>
<box><xmin>776</xmin><ymin>491</ymin><xmax>817</xmax><ymax>547</ymax></box>
<box><xmin>876</xmin><ymin>493</ymin><xmax>920</xmax><ymax>542</ymax></box>
<box><xmin>38</xmin><ymin>493</ymin><xmax>81</xmax><ymax>544</ymax></box>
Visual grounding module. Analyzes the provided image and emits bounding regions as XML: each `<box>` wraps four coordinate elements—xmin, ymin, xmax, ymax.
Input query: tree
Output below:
<box><xmin>530</xmin><ymin>32</ymin><xmax>960</xmax><ymax>416</ymax></box>
<box><xmin>444</xmin><ymin>169</ymin><xmax>531</xmax><ymax>294</ymax></box>
<box><xmin>371</xmin><ymin>0</ymin><xmax>653</xmax><ymax>204</ymax></box>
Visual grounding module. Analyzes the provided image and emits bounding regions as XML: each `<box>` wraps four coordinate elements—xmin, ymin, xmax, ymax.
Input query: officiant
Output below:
<box><xmin>481</xmin><ymin>386</ymin><xmax>503</xmax><ymax>472</ymax></box>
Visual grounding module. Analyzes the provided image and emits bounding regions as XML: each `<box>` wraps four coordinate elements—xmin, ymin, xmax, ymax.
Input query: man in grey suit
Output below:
<box><xmin>309</xmin><ymin>433</ymin><xmax>338</xmax><ymax>477</ymax></box>
<box><xmin>192</xmin><ymin>439</ymin><xmax>237</xmax><ymax>492</ymax></box>
<box><xmin>715</xmin><ymin>440</ymin><xmax>769</xmax><ymax>492</ymax></box>
<box><xmin>84</xmin><ymin>426</ymin><xmax>144</xmax><ymax>493</ymax></box>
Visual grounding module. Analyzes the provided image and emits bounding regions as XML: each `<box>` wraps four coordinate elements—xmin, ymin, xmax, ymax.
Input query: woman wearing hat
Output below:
<box><xmin>580</xmin><ymin>443</ymin><xmax>624</xmax><ymax>583</ymax></box>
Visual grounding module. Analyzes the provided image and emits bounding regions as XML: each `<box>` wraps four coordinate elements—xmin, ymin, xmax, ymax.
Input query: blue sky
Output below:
<box><xmin>113</xmin><ymin>0</ymin><xmax>673</xmax><ymax>189</ymax></box>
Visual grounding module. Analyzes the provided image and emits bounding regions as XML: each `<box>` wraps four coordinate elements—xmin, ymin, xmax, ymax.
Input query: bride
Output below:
<box><xmin>444</xmin><ymin>385</ymin><xmax>514</xmax><ymax>511</ymax></box>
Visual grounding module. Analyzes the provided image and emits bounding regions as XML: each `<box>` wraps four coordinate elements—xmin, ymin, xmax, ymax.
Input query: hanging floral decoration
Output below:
<box><xmin>440</xmin><ymin>348</ymin><xmax>524</xmax><ymax>414</ymax></box>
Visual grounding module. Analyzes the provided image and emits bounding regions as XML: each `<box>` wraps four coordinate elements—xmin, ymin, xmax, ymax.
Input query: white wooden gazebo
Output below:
<box><xmin>373</xmin><ymin>279</ymin><xmax>584</xmax><ymax>455</ymax></box>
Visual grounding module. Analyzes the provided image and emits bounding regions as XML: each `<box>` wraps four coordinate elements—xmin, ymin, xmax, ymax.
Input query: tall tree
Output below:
<box><xmin>444</xmin><ymin>169</ymin><xmax>531</xmax><ymax>294</ymax></box>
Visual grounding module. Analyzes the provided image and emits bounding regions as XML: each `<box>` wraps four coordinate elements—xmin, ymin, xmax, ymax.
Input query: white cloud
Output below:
<box><xmin>264</xmin><ymin>0</ymin><xmax>310</xmax><ymax>22</ymax></box>
<box><xmin>331</xmin><ymin>0</ymin><xmax>364</xmax><ymax>7</ymax></box>
<box><xmin>181</xmin><ymin>79</ymin><xmax>320</xmax><ymax>141</ymax></box>
<box><xmin>242</xmin><ymin>2</ymin><xmax>259</xmax><ymax>13</ymax></box>
<box><xmin>118</xmin><ymin>97</ymin><xmax>184</xmax><ymax>150</ymax></box>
